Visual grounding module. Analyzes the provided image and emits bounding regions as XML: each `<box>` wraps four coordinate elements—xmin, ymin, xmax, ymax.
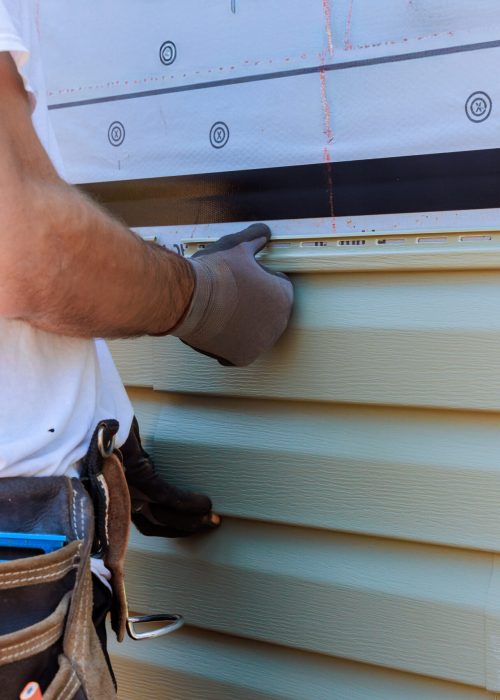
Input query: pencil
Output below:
<box><xmin>20</xmin><ymin>681</ymin><xmax>43</xmax><ymax>700</ymax></box>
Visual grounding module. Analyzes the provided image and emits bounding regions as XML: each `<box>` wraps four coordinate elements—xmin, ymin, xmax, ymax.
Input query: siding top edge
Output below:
<box><xmin>184</xmin><ymin>232</ymin><xmax>500</xmax><ymax>273</ymax></box>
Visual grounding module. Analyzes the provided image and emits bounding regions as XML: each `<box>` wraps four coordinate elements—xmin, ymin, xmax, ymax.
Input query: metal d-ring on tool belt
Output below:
<box><xmin>0</xmin><ymin>420</ymin><xmax>183</xmax><ymax>700</ymax></box>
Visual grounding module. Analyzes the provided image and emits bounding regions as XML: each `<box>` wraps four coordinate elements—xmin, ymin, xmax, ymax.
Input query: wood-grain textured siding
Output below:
<box><xmin>109</xmin><ymin>242</ymin><xmax>500</xmax><ymax>698</ymax></box>
<box><xmin>108</xmin><ymin>627</ymin><xmax>499</xmax><ymax>700</ymax></box>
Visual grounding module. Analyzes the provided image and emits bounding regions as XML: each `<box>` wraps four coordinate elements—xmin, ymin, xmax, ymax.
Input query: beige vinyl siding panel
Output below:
<box><xmin>122</xmin><ymin>520</ymin><xmax>500</xmax><ymax>686</ymax></box>
<box><xmin>108</xmin><ymin>239</ymin><xmax>500</xmax><ymax>698</ymax></box>
<box><xmin>109</xmin><ymin>627</ymin><xmax>499</xmax><ymax>700</ymax></box>
<box><xmin>112</xmin><ymin>268</ymin><xmax>500</xmax><ymax>410</ymax></box>
<box><xmin>144</xmin><ymin>395</ymin><xmax>500</xmax><ymax>551</ymax></box>
<box><xmin>120</xmin><ymin>387</ymin><xmax>163</xmax><ymax>442</ymax></box>
<box><xmin>107</xmin><ymin>336</ymin><xmax>154</xmax><ymax>387</ymax></box>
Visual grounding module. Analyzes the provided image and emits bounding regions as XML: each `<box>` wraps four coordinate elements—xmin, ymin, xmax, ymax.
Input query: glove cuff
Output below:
<box><xmin>170</xmin><ymin>258</ymin><xmax>213</xmax><ymax>338</ymax></box>
<box><xmin>171</xmin><ymin>257</ymin><xmax>238</xmax><ymax>345</ymax></box>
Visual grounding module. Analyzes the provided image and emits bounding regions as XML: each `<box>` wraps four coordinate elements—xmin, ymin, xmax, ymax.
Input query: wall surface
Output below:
<box><xmin>38</xmin><ymin>2</ymin><xmax>500</xmax><ymax>697</ymax></box>
<box><xmin>107</xmin><ymin>237</ymin><xmax>500</xmax><ymax>699</ymax></box>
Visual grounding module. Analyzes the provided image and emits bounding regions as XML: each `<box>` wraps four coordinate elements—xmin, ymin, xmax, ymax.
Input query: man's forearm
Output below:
<box><xmin>1</xmin><ymin>177</ymin><xmax>194</xmax><ymax>338</ymax></box>
<box><xmin>0</xmin><ymin>52</ymin><xmax>194</xmax><ymax>339</ymax></box>
<box><xmin>0</xmin><ymin>53</ymin><xmax>294</xmax><ymax>361</ymax></box>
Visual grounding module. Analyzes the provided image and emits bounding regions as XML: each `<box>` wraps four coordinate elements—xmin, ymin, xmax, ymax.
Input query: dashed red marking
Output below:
<box><xmin>322</xmin><ymin>0</ymin><xmax>334</xmax><ymax>56</ymax></box>
<box><xmin>48</xmin><ymin>27</ymin><xmax>454</xmax><ymax>100</ymax></box>
<box><xmin>319</xmin><ymin>53</ymin><xmax>334</xmax><ymax>144</ymax></box>
<box><xmin>323</xmin><ymin>147</ymin><xmax>336</xmax><ymax>232</ymax></box>
<box><xmin>344</xmin><ymin>0</ymin><xmax>354</xmax><ymax>51</ymax></box>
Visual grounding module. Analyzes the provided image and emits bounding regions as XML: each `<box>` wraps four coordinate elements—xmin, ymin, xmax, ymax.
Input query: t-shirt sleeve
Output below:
<box><xmin>0</xmin><ymin>1</ymin><xmax>31</xmax><ymax>92</ymax></box>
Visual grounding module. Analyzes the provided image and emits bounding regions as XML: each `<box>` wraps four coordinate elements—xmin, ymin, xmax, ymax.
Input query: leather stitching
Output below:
<box><xmin>72</xmin><ymin>489</ymin><xmax>85</xmax><ymax>540</ymax></box>
<box><xmin>0</xmin><ymin>626</ymin><xmax>61</xmax><ymax>662</ymax></box>
<box><xmin>72</xmin><ymin>567</ymin><xmax>90</xmax><ymax>662</ymax></box>
<box><xmin>71</xmin><ymin>488</ymin><xmax>79</xmax><ymax>540</ymax></box>
<box><xmin>0</xmin><ymin>563</ymin><xmax>76</xmax><ymax>587</ymax></box>
<box><xmin>58</xmin><ymin>669</ymin><xmax>79</xmax><ymax>700</ymax></box>
<box><xmin>62</xmin><ymin>677</ymin><xmax>80</xmax><ymax>700</ymax></box>
<box><xmin>0</xmin><ymin>545</ymin><xmax>80</xmax><ymax>582</ymax></box>
<box><xmin>0</xmin><ymin>560</ymin><xmax>72</xmax><ymax>580</ymax></box>
<box><xmin>0</xmin><ymin>559</ymin><xmax>79</xmax><ymax>586</ymax></box>
<box><xmin>80</xmin><ymin>572</ymin><xmax>90</xmax><ymax>673</ymax></box>
<box><xmin>79</xmin><ymin>490</ymin><xmax>85</xmax><ymax>541</ymax></box>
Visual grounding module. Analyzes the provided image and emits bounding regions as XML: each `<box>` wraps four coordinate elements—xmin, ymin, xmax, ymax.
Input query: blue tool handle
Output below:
<box><xmin>0</xmin><ymin>531</ymin><xmax>68</xmax><ymax>556</ymax></box>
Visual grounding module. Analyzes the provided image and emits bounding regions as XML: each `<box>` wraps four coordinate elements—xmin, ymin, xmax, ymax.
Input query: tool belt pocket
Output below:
<box><xmin>0</xmin><ymin>476</ymin><xmax>117</xmax><ymax>700</ymax></box>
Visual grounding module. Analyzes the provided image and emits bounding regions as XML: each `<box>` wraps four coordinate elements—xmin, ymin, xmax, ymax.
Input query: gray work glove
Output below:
<box><xmin>173</xmin><ymin>223</ymin><xmax>294</xmax><ymax>367</ymax></box>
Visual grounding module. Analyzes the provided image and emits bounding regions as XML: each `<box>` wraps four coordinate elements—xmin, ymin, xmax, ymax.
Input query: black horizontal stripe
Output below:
<box><xmin>79</xmin><ymin>148</ymin><xmax>500</xmax><ymax>227</ymax></box>
<box><xmin>49</xmin><ymin>38</ymin><xmax>500</xmax><ymax>110</ymax></box>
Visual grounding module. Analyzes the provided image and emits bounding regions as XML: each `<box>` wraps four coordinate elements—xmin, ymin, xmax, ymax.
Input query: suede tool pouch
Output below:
<box><xmin>0</xmin><ymin>477</ymin><xmax>116</xmax><ymax>700</ymax></box>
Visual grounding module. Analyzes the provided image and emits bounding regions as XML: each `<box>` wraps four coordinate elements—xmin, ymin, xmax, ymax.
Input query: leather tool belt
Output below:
<box><xmin>0</xmin><ymin>420</ymin><xmax>129</xmax><ymax>700</ymax></box>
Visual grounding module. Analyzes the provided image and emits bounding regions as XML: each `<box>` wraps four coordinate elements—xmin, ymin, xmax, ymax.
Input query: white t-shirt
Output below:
<box><xmin>0</xmin><ymin>0</ymin><xmax>133</xmax><ymax>477</ymax></box>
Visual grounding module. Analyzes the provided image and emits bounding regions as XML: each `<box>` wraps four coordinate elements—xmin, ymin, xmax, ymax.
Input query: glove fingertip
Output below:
<box><xmin>245</xmin><ymin>222</ymin><xmax>271</xmax><ymax>239</ymax></box>
<box><xmin>192</xmin><ymin>492</ymin><xmax>213</xmax><ymax>513</ymax></box>
<box><xmin>208</xmin><ymin>512</ymin><xmax>221</xmax><ymax>527</ymax></box>
<box><xmin>247</xmin><ymin>234</ymin><xmax>270</xmax><ymax>256</ymax></box>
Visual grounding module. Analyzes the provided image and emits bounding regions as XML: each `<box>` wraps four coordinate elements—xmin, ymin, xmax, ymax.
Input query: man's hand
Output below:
<box><xmin>0</xmin><ymin>55</ymin><xmax>293</xmax><ymax>351</ymax></box>
<box><xmin>172</xmin><ymin>224</ymin><xmax>294</xmax><ymax>367</ymax></box>
<box><xmin>120</xmin><ymin>417</ymin><xmax>220</xmax><ymax>538</ymax></box>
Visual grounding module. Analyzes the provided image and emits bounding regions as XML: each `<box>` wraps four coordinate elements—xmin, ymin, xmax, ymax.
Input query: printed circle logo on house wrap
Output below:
<box><xmin>465</xmin><ymin>92</ymin><xmax>492</xmax><ymax>123</ymax></box>
<box><xmin>210</xmin><ymin>122</ymin><xmax>230</xmax><ymax>149</ymax></box>
<box><xmin>108</xmin><ymin>121</ymin><xmax>126</xmax><ymax>147</ymax></box>
<box><xmin>159</xmin><ymin>41</ymin><xmax>177</xmax><ymax>66</ymax></box>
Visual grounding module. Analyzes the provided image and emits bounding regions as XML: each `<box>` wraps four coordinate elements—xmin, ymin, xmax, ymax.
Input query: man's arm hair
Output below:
<box><xmin>0</xmin><ymin>53</ymin><xmax>194</xmax><ymax>338</ymax></box>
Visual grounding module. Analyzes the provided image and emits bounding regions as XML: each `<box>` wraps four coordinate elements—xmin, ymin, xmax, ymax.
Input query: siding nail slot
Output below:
<box><xmin>377</xmin><ymin>238</ymin><xmax>405</xmax><ymax>245</ymax></box>
<box><xmin>417</xmin><ymin>236</ymin><xmax>448</xmax><ymax>244</ymax></box>
<box><xmin>459</xmin><ymin>235</ymin><xmax>492</xmax><ymax>242</ymax></box>
<box><xmin>337</xmin><ymin>239</ymin><xmax>366</xmax><ymax>246</ymax></box>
